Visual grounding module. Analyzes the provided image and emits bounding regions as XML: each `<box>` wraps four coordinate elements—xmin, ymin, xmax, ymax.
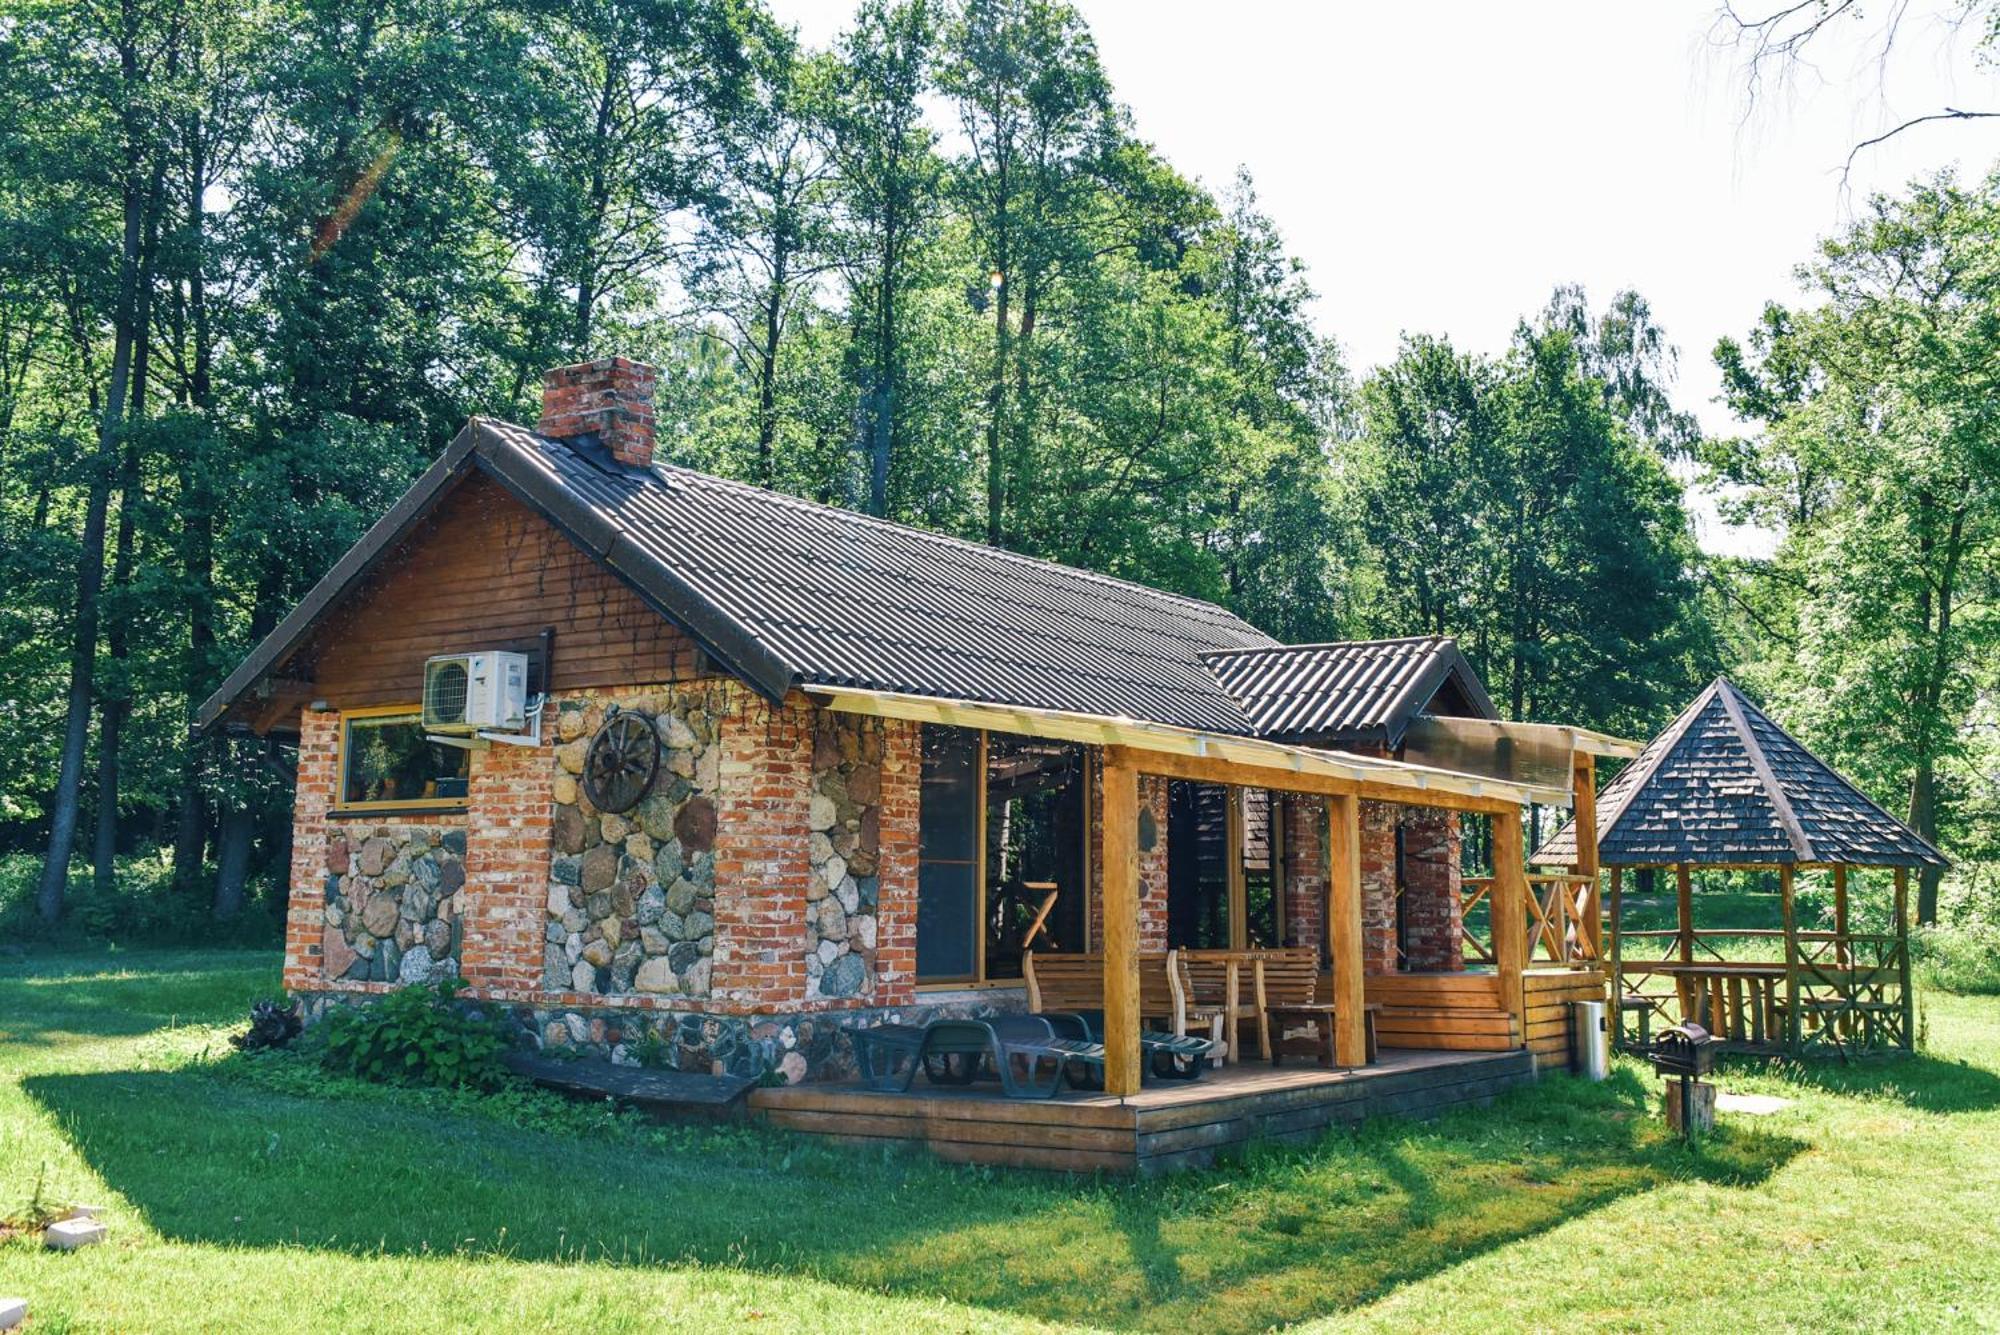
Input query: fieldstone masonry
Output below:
<box><xmin>544</xmin><ymin>688</ymin><xmax>724</xmax><ymax>1000</ymax></box>
<box><xmin>320</xmin><ymin>825</ymin><xmax>467</xmax><ymax>984</ymax></box>
<box><xmin>804</xmin><ymin>714</ymin><xmax>884</xmax><ymax>1001</ymax></box>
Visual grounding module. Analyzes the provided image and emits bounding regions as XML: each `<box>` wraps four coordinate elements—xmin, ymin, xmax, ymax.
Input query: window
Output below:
<box><xmin>337</xmin><ymin>709</ymin><xmax>471</xmax><ymax>811</ymax></box>
<box><xmin>1240</xmin><ymin>787</ymin><xmax>1284</xmax><ymax>949</ymax></box>
<box><xmin>916</xmin><ymin>725</ymin><xmax>1090</xmax><ymax>985</ymax></box>
<box><xmin>1167</xmin><ymin>781</ymin><xmax>1232</xmax><ymax>948</ymax></box>
<box><xmin>917</xmin><ymin>726</ymin><xmax>982</xmax><ymax>982</ymax></box>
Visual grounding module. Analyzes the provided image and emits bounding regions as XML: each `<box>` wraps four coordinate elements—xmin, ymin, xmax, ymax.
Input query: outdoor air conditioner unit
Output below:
<box><xmin>423</xmin><ymin>651</ymin><xmax>529</xmax><ymax>734</ymax></box>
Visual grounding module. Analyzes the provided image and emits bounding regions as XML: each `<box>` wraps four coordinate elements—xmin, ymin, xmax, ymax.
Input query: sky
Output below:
<box><xmin>770</xmin><ymin>0</ymin><xmax>2000</xmax><ymax>557</ymax></box>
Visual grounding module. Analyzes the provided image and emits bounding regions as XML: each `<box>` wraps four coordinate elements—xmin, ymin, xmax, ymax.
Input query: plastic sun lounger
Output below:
<box><xmin>1038</xmin><ymin>1011</ymin><xmax>1221</xmax><ymax>1084</ymax></box>
<box><xmin>850</xmin><ymin>1016</ymin><xmax>1065</xmax><ymax>1098</ymax></box>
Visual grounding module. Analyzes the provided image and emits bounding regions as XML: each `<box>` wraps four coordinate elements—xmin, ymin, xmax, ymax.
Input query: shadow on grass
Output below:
<box><xmin>21</xmin><ymin>1062</ymin><xmax>1803</xmax><ymax>1333</ymax></box>
<box><xmin>0</xmin><ymin>950</ymin><xmax>280</xmax><ymax>1051</ymax></box>
<box><xmin>1758</xmin><ymin>1050</ymin><xmax>2000</xmax><ymax>1115</ymax></box>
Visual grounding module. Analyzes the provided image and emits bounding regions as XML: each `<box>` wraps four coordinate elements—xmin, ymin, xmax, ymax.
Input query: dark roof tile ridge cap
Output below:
<box><xmin>1715</xmin><ymin>677</ymin><xmax>1815</xmax><ymax>862</ymax></box>
<box><xmin>1718</xmin><ymin>676</ymin><xmax>1949</xmax><ymax>867</ymax></box>
<box><xmin>631</xmin><ymin>455</ymin><xmax>1268</xmax><ymax>628</ymax></box>
<box><xmin>1201</xmin><ymin>634</ymin><xmax>1450</xmax><ymax>662</ymax></box>
<box><xmin>1596</xmin><ymin>678</ymin><xmax>1727</xmax><ymax>847</ymax></box>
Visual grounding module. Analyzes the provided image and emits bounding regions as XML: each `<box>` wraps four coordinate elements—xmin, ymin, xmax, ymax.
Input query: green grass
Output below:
<box><xmin>3</xmin><ymin>951</ymin><xmax>1999</xmax><ymax>1331</ymax></box>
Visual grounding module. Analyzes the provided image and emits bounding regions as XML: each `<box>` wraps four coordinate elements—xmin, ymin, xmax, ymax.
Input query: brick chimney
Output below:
<box><xmin>538</xmin><ymin>357</ymin><xmax>658</xmax><ymax>468</ymax></box>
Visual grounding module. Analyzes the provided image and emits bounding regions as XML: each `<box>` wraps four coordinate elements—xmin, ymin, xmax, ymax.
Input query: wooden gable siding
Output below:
<box><xmin>297</xmin><ymin>474</ymin><xmax>705</xmax><ymax>707</ymax></box>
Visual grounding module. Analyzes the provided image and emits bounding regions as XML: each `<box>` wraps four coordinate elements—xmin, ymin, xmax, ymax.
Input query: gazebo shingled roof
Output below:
<box><xmin>1536</xmin><ymin>677</ymin><xmax>1946</xmax><ymax>870</ymax></box>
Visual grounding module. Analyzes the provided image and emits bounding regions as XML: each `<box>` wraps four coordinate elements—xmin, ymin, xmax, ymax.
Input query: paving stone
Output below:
<box><xmin>0</xmin><ymin>1296</ymin><xmax>25</xmax><ymax>1330</ymax></box>
<box><xmin>44</xmin><ymin>1218</ymin><xmax>108</xmax><ymax>1250</ymax></box>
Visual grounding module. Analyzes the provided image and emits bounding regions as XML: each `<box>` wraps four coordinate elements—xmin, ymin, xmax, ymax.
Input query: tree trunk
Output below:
<box><xmin>38</xmin><ymin>23</ymin><xmax>149</xmax><ymax>921</ymax></box>
<box><xmin>212</xmin><ymin>802</ymin><xmax>254</xmax><ymax>920</ymax></box>
<box><xmin>985</xmin><ymin>276</ymin><xmax>1008</xmax><ymax>546</ymax></box>
<box><xmin>756</xmin><ymin>260</ymin><xmax>785</xmax><ymax>485</ymax></box>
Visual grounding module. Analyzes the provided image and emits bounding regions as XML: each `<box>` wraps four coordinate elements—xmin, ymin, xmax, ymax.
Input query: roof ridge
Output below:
<box><xmin>1203</xmin><ymin>634</ymin><xmax>1448</xmax><ymax>661</ymax></box>
<box><xmin>643</xmin><ymin>457</ymin><xmax>1273</xmax><ymax>629</ymax></box>
<box><xmin>1716</xmin><ymin>678</ymin><xmax>1815</xmax><ymax>862</ymax></box>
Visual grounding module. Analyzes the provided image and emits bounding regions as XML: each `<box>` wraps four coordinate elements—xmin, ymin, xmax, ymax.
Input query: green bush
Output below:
<box><xmin>0</xmin><ymin>850</ymin><xmax>282</xmax><ymax>948</ymax></box>
<box><xmin>318</xmin><ymin>977</ymin><xmax>514</xmax><ymax>1090</ymax></box>
<box><xmin>1913</xmin><ymin>921</ymin><xmax>2000</xmax><ymax>995</ymax></box>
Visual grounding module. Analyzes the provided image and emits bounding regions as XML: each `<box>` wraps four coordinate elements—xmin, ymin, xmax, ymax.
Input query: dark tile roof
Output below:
<box><xmin>202</xmin><ymin>419</ymin><xmax>1277</xmax><ymax>734</ymax></box>
<box><xmin>1536</xmin><ymin>677</ymin><xmax>1946</xmax><ymax>869</ymax></box>
<box><xmin>1201</xmin><ymin>636</ymin><xmax>1496</xmax><ymax>745</ymax></box>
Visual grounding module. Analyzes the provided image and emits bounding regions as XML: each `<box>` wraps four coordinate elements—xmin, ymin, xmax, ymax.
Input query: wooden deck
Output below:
<box><xmin>750</xmin><ymin>1047</ymin><xmax>1536</xmax><ymax>1175</ymax></box>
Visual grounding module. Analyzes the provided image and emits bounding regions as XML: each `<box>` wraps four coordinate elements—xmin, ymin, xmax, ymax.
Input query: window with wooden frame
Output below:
<box><xmin>335</xmin><ymin>706</ymin><xmax>472</xmax><ymax>813</ymax></box>
<box><xmin>916</xmin><ymin>725</ymin><xmax>1091</xmax><ymax>986</ymax></box>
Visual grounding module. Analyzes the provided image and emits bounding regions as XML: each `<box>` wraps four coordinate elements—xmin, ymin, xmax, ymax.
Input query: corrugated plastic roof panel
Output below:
<box><xmin>1201</xmin><ymin>636</ymin><xmax>1495</xmax><ymax>743</ymax></box>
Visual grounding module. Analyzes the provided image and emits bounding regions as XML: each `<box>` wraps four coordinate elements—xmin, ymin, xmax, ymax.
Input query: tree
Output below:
<box><xmin>820</xmin><ymin>0</ymin><xmax>941</xmax><ymax>515</ymax></box>
<box><xmin>1712</xmin><ymin>169</ymin><xmax>2000</xmax><ymax>922</ymax></box>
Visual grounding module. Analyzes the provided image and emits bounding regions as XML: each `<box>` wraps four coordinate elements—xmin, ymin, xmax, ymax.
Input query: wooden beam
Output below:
<box><xmin>1100</xmin><ymin>748</ymin><xmax>1142</xmax><ymax>1096</ymax></box>
<box><xmin>1571</xmin><ymin>754</ymin><xmax>1600</xmax><ymax>959</ymax></box>
<box><xmin>1106</xmin><ymin>746</ymin><xmax>1524</xmax><ymax>816</ymax></box>
<box><xmin>1833</xmin><ymin>865</ymin><xmax>1850</xmax><ymax>968</ymax></box>
<box><xmin>1491</xmin><ymin>809</ymin><xmax>1528</xmax><ymax>1042</ymax></box>
<box><xmin>809</xmin><ymin>686</ymin><xmax>1567</xmax><ymax>809</ymax></box>
<box><xmin>1608</xmin><ymin>865</ymin><xmax>1625</xmax><ymax>1048</ymax></box>
<box><xmin>1327</xmin><ymin>794</ymin><xmax>1367</xmax><ymax>1066</ymax></box>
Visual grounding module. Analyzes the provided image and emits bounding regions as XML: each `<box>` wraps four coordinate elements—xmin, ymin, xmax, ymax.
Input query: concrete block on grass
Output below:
<box><xmin>45</xmin><ymin>1217</ymin><xmax>108</xmax><ymax>1250</ymax></box>
<box><xmin>0</xmin><ymin>1296</ymin><xmax>26</xmax><ymax>1330</ymax></box>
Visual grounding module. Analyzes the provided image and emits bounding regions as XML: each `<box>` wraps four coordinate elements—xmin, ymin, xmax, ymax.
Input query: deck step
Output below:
<box><xmin>503</xmin><ymin>1051</ymin><xmax>755</xmax><ymax>1119</ymax></box>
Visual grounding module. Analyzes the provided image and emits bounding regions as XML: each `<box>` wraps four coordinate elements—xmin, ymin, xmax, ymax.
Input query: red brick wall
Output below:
<box><xmin>1087</xmin><ymin>762</ymin><xmax>1169</xmax><ymax>951</ymax></box>
<box><xmin>1399</xmin><ymin>807</ymin><xmax>1463</xmax><ymax>971</ymax></box>
<box><xmin>710</xmin><ymin>688</ymin><xmax>813</xmax><ymax>1008</ymax></box>
<box><xmin>1279</xmin><ymin>794</ymin><xmax>1328</xmax><ymax>960</ymax></box>
<box><xmin>283</xmin><ymin>709</ymin><xmax>340</xmax><ymax>993</ymax></box>
<box><xmin>1360</xmin><ymin>801</ymin><xmax>1400</xmax><ymax>975</ymax></box>
<box><xmin>458</xmin><ymin>735</ymin><xmax>556</xmax><ymax>991</ymax></box>
<box><xmin>873</xmin><ymin>718</ymin><xmax>921</xmax><ymax>1005</ymax></box>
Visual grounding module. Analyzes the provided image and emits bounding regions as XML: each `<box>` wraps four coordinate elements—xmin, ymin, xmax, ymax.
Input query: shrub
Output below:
<box><xmin>0</xmin><ymin>850</ymin><xmax>282</xmax><ymax>948</ymax></box>
<box><xmin>319</xmin><ymin>977</ymin><xmax>514</xmax><ymax>1089</ymax></box>
<box><xmin>1913</xmin><ymin>921</ymin><xmax>2000</xmax><ymax>995</ymax></box>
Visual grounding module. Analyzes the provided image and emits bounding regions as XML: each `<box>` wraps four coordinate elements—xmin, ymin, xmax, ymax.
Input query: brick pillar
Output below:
<box><xmin>871</xmin><ymin>718</ymin><xmax>921</xmax><ymax>1005</ymax></box>
<box><xmin>1359</xmin><ymin>800</ymin><xmax>1399</xmax><ymax>974</ymax></box>
<box><xmin>458</xmin><ymin>733</ymin><xmax>556</xmax><ymax>994</ymax></box>
<box><xmin>711</xmin><ymin>688</ymin><xmax>813</xmax><ymax>1008</ymax></box>
<box><xmin>1279</xmin><ymin>794</ymin><xmax>1328</xmax><ymax>961</ymax></box>
<box><xmin>1399</xmin><ymin>807</ymin><xmax>1464</xmax><ymax>970</ymax></box>
<box><xmin>284</xmin><ymin>709</ymin><xmax>340</xmax><ymax>993</ymax></box>
<box><xmin>1137</xmin><ymin>777</ymin><xmax>1171</xmax><ymax>952</ymax></box>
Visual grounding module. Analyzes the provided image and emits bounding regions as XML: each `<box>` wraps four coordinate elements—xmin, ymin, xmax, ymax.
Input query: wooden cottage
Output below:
<box><xmin>203</xmin><ymin>358</ymin><xmax>1640</xmax><ymax>1171</ymax></box>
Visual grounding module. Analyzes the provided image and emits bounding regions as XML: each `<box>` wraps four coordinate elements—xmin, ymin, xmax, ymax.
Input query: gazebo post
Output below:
<box><xmin>1572</xmin><ymin>753</ymin><xmax>1600</xmax><ymax>960</ymax></box>
<box><xmin>1491</xmin><ymin>809</ymin><xmax>1528</xmax><ymax>1040</ymax></box>
<box><xmin>1894</xmin><ymin>867</ymin><xmax>1914</xmax><ymax>1051</ymax></box>
<box><xmin>1833</xmin><ymin>865</ymin><xmax>1850</xmax><ymax>968</ymax></box>
<box><xmin>1675</xmin><ymin>865</ymin><xmax>1694</xmax><ymax>965</ymax></box>
<box><xmin>1780</xmin><ymin>865</ymin><xmax>1800</xmax><ymax>1052</ymax></box>
<box><xmin>1607</xmin><ymin>865</ymin><xmax>1624</xmax><ymax>1049</ymax></box>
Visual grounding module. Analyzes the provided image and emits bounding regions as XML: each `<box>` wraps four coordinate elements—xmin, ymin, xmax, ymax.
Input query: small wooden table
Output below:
<box><xmin>1268</xmin><ymin>1003</ymin><xmax>1380</xmax><ymax>1067</ymax></box>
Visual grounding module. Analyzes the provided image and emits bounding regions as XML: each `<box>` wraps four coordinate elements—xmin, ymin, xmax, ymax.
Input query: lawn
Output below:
<box><xmin>2</xmin><ymin>950</ymin><xmax>1998</xmax><ymax>1332</ymax></box>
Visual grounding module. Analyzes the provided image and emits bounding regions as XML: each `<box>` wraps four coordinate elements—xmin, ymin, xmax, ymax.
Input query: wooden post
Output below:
<box><xmin>1491</xmin><ymin>808</ymin><xmax>1528</xmax><ymax>1043</ymax></box>
<box><xmin>1327</xmin><ymin>793</ymin><xmax>1366</xmax><ymax>1066</ymax></box>
<box><xmin>1780</xmin><ymin>864</ymin><xmax>1800</xmax><ymax>1052</ymax></box>
<box><xmin>1894</xmin><ymin>866</ymin><xmax>1914</xmax><ymax>1051</ymax></box>
<box><xmin>1100</xmin><ymin>747</ymin><xmax>1142</xmax><ymax>1096</ymax></box>
<box><xmin>1834</xmin><ymin>865</ymin><xmax>1850</xmax><ymax>969</ymax></box>
<box><xmin>1675</xmin><ymin>865</ymin><xmax>1694</xmax><ymax>965</ymax></box>
<box><xmin>1608</xmin><ymin>865</ymin><xmax>1624</xmax><ymax>1049</ymax></box>
<box><xmin>1571</xmin><ymin>754</ymin><xmax>1600</xmax><ymax>960</ymax></box>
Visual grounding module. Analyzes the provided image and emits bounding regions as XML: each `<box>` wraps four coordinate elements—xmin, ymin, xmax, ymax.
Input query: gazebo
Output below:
<box><xmin>1539</xmin><ymin>677</ymin><xmax>1947</xmax><ymax>1057</ymax></box>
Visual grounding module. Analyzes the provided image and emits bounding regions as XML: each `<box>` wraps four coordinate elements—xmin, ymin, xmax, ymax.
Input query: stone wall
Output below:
<box><xmin>804</xmin><ymin>713</ymin><xmax>883</xmax><ymax>1001</ymax></box>
<box><xmin>320</xmin><ymin>825</ymin><xmax>467</xmax><ymax>984</ymax></box>
<box><xmin>1399</xmin><ymin>807</ymin><xmax>1463</xmax><ymax>971</ymax></box>
<box><xmin>543</xmin><ymin>687</ymin><xmax>725</xmax><ymax>1000</ymax></box>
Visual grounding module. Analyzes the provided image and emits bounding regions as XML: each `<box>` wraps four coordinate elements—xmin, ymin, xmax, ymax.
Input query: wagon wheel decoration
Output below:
<box><xmin>582</xmin><ymin>712</ymin><xmax>660</xmax><ymax>814</ymax></box>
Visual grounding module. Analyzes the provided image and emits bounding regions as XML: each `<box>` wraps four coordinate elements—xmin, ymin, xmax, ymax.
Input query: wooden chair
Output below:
<box><xmin>1178</xmin><ymin>949</ymin><xmax>1263</xmax><ymax>1061</ymax></box>
<box><xmin>1254</xmin><ymin>947</ymin><xmax>1377</xmax><ymax>1067</ymax></box>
